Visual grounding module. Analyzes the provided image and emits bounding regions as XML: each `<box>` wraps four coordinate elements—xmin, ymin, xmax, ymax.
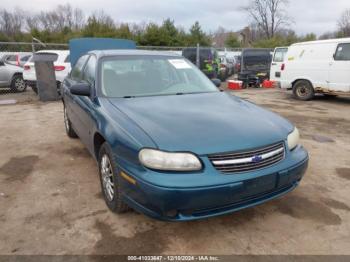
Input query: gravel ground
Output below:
<box><xmin>0</xmin><ymin>88</ymin><xmax>349</xmax><ymax>255</ymax></box>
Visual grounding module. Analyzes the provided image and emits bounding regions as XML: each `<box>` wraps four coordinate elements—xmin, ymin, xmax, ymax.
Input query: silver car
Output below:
<box><xmin>1</xmin><ymin>53</ymin><xmax>32</xmax><ymax>68</ymax></box>
<box><xmin>0</xmin><ymin>58</ymin><xmax>26</xmax><ymax>92</ymax></box>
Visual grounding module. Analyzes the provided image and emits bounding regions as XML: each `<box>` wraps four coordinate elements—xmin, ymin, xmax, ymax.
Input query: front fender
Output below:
<box><xmin>92</xmin><ymin>98</ymin><xmax>157</xmax><ymax>166</ymax></box>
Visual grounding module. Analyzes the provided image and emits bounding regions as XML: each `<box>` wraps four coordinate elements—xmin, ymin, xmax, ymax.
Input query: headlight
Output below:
<box><xmin>139</xmin><ymin>148</ymin><xmax>202</xmax><ymax>171</ymax></box>
<box><xmin>287</xmin><ymin>127</ymin><xmax>300</xmax><ymax>150</ymax></box>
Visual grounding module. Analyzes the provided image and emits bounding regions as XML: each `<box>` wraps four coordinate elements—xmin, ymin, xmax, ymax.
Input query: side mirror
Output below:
<box><xmin>0</xmin><ymin>61</ymin><xmax>4</xmax><ymax>66</ymax></box>
<box><xmin>70</xmin><ymin>82</ymin><xmax>91</xmax><ymax>96</ymax></box>
<box><xmin>211</xmin><ymin>78</ymin><xmax>221</xmax><ymax>87</ymax></box>
<box><xmin>333</xmin><ymin>53</ymin><xmax>336</xmax><ymax>60</ymax></box>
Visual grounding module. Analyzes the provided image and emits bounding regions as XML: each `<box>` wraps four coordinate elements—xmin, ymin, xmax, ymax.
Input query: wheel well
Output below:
<box><xmin>93</xmin><ymin>133</ymin><xmax>106</xmax><ymax>159</ymax></box>
<box><xmin>12</xmin><ymin>72</ymin><xmax>23</xmax><ymax>80</ymax></box>
<box><xmin>292</xmin><ymin>79</ymin><xmax>314</xmax><ymax>89</ymax></box>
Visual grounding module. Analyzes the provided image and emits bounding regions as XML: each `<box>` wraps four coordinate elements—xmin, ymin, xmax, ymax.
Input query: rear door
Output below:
<box><xmin>328</xmin><ymin>42</ymin><xmax>350</xmax><ymax>92</ymax></box>
<box><xmin>270</xmin><ymin>47</ymin><xmax>288</xmax><ymax>81</ymax></box>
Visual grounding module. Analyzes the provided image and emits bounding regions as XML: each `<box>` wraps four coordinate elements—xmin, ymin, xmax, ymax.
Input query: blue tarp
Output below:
<box><xmin>69</xmin><ymin>38</ymin><xmax>136</xmax><ymax>66</ymax></box>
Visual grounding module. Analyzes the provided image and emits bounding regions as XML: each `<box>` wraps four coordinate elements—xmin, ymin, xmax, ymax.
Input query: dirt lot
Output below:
<box><xmin>0</xmin><ymin>88</ymin><xmax>349</xmax><ymax>255</ymax></box>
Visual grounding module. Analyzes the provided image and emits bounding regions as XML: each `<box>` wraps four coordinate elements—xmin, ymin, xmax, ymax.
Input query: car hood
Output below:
<box><xmin>108</xmin><ymin>92</ymin><xmax>293</xmax><ymax>155</ymax></box>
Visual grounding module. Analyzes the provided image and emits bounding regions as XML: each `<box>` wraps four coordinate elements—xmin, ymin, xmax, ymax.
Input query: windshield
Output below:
<box><xmin>242</xmin><ymin>51</ymin><xmax>271</xmax><ymax>71</ymax></box>
<box><xmin>101</xmin><ymin>56</ymin><xmax>219</xmax><ymax>98</ymax></box>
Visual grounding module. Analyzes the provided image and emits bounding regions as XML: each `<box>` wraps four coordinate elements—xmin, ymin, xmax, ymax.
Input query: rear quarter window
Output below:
<box><xmin>20</xmin><ymin>55</ymin><xmax>31</xmax><ymax>62</ymax></box>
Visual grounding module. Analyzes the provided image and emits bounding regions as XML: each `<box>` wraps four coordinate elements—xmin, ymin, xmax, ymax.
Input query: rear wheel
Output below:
<box><xmin>98</xmin><ymin>143</ymin><xmax>129</xmax><ymax>213</ymax></box>
<box><xmin>293</xmin><ymin>80</ymin><xmax>314</xmax><ymax>101</ymax></box>
<box><xmin>10</xmin><ymin>75</ymin><xmax>26</xmax><ymax>92</ymax></box>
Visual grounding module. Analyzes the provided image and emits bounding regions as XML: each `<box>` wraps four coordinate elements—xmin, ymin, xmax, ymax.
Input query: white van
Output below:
<box><xmin>277</xmin><ymin>38</ymin><xmax>350</xmax><ymax>100</ymax></box>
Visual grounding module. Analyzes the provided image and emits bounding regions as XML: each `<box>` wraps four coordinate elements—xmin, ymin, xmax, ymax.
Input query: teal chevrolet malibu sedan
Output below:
<box><xmin>62</xmin><ymin>48</ymin><xmax>308</xmax><ymax>221</ymax></box>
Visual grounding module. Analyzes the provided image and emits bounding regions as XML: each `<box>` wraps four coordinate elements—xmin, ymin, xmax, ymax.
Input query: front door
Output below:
<box><xmin>328</xmin><ymin>43</ymin><xmax>350</xmax><ymax>92</ymax></box>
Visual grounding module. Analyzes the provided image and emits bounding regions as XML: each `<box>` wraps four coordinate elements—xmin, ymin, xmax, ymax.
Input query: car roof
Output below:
<box><xmin>36</xmin><ymin>50</ymin><xmax>69</xmax><ymax>55</ymax></box>
<box><xmin>88</xmin><ymin>49</ymin><xmax>181</xmax><ymax>59</ymax></box>
<box><xmin>292</xmin><ymin>37</ymin><xmax>350</xmax><ymax>46</ymax></box>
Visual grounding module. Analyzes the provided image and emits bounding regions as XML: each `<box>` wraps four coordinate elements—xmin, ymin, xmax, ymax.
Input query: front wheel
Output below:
<box><xmin>10</xmin><ymin>75</ymin><xmax>26</xmax><ymax>92</ymax></box>
<box><xmin>63</xmin><ymin>104</ymin><xmax>78</xmax><ymax>138</ymax></box>
<box><xmin>293</xmin><ymin>80</ymin><xmax>315</xmax><ymax>101</ymax></box>
<box><xmin>98</xmin><ymin>143</ymin><xmax>130</xmax><ymax>213</ymax></box>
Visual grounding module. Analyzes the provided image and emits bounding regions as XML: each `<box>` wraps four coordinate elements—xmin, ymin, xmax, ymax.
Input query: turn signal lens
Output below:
<box><xmin>287</xmin><ymin>127</ymin><xmax>300</xmax><ymax>150</ymax></box>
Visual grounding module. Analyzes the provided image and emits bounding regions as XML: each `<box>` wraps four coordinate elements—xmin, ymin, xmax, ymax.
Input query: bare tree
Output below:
<box><xmin>90</xmin><ymin>10</ymin><xmax>115</xmax><ymax>28</ymax></box>
<box><xmin>244</xmin><ymin>0</ymin><xmax>291</xmax><ymax>39</ymax></box>
<box><xmin>338</xmin><ymin>9</ymin><xmax>350</xmax><ymax>37</ymax></box>
<box><xmin>30</xmin><ymin>4</ymin><xmax>85</xmax><ymax>32</ymax></box>
<box><xmin>0</xmin><ymin>8</ymin><xmax>25</xmax><ymax>36</ymax></box>
<box><xmin>212</xmin><ymin>26</ymin><xmax>227</xmax><ymax>47</ymax></box>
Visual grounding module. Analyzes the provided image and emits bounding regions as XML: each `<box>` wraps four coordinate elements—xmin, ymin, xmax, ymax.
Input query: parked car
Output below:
<box><xmin>270</xmin><ymin>47</ymin><xmax>288</xmax><ymax>86</ymax></box>
<box><xmin>238</xmin><ymin>49</ymin><xmax>272</xmax><ymax>88</ymax></box>
<box><xmin>23</xmin><ymin>50</ymin><xmax>70</xmax><ymax>94</ymax></box>
<box><xmin>2</xmin><ymin>52</ymin><xmax>32</xmax><ymax>68</ymax></box>
<box><xmin>226</xmin><ymin>56</ymin><xmax>236</xmax><ymax>75</ymax></box>
<box><xmin>62</xmin><ymin>48</ymin><xmax>308</xmax><ymax>221</ymax></box>
<box><xmin>277</xmin><ymin>38</ymin><xmax>350</xmax><ymax>100</ymax></box>
<box><xmin>219</xmin><ymin>55</ymin><xmax>234</xmax><ymax>80</ymax></box>
<box><xmin>234</xmin><ymin>55</ymin><xmax>241</xmax><ymax>73</ymax></box>
<box><xmin>182</xmin><ymin>47</ymin><xmax>220</xmax><ymax>79</ymax></box>
<box><xmin>0</xmin><ymin>58</ymin><xmax>26</xmax><ymax>92</ymax></box>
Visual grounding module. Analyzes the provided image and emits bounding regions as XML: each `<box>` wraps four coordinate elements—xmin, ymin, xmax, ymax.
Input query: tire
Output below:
<box><xmin>10</xmin><ymin>75</ymin><xmax>26</xmax><ymax>93</ymax></box>
<box><xmin>324</xmin><ymin>93</ymin><xmax>338</xmax><ymax>98</ymax></box>
<box><xmin>98</xmin><ymin>142</ymin><xmax>130</xmax><ymax>213</ymax></box>
<box><xmin>63</xmin><ymin>104</ymin><xmax>78</xmax><ymax>138</ymax></box>
<box><xmin>31</xmin><ymin>86</ymin><xmax>38</xmax><ymax>94</ymax></box>
<box><xmin>293</xmin><ymin>80</ymin><xmax>315</xmax><ymax>101</ymax></box>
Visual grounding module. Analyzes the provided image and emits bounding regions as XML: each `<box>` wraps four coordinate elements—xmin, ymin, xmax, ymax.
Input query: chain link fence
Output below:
<box><xmin>0</xmin><ymin>41</ymin><xmax>244</xmax><ymax>103</ymax></box>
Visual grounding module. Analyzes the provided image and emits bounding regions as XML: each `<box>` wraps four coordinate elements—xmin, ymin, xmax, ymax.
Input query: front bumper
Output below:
<box><xmin>119</xmin><ymin>146</ymin><xmax>308</xmax><ymax>221</ymax></box>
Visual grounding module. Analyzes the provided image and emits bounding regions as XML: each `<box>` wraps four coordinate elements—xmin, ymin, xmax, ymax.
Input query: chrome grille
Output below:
<box><xmin>208</xmin><ymin>142</ymin><xmax>285</xmax><ymax>173</ymax></box>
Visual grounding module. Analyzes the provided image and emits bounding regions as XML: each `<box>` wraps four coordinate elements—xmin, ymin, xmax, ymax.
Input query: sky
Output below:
<box><xmin>2</xmin><ymin>0</ymin><xmax>349</xmax><ymax>36</ymax></box>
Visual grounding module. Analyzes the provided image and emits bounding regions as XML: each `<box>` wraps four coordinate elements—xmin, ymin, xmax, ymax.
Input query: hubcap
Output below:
<box><xmin>15</xmin><ymin>78</ymin><xmax>25</xmax><ymax>91</ymax></box>
<box><xmin>101</xmin><ymin>154</ymin><xmax>115</xmax><ymax>201</ymax></box>
<box><xmin>297</xmin><ymin>85</ymin><xmax>309</xmax><ymax>97</ymax></box>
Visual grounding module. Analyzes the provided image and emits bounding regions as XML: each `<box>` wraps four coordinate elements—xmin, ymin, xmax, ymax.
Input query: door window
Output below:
<box><xmin>71</xmin><ymin>55</ymin><xmax>89</xmax><ymax>80</ymax></box>
<box><xmin>273</xmin><ymin>48</ymin><xmax>288</xmax><ymax>62</ymax></box>
<box><xmin>334</xmin><ymin>43</ymin><xmax>350</xmax><ymax>61</ymax></box>
<box><xmin>82</xmin><ymin>55</ymin><xmax>97</xmax><ymax>85</ymax></box>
